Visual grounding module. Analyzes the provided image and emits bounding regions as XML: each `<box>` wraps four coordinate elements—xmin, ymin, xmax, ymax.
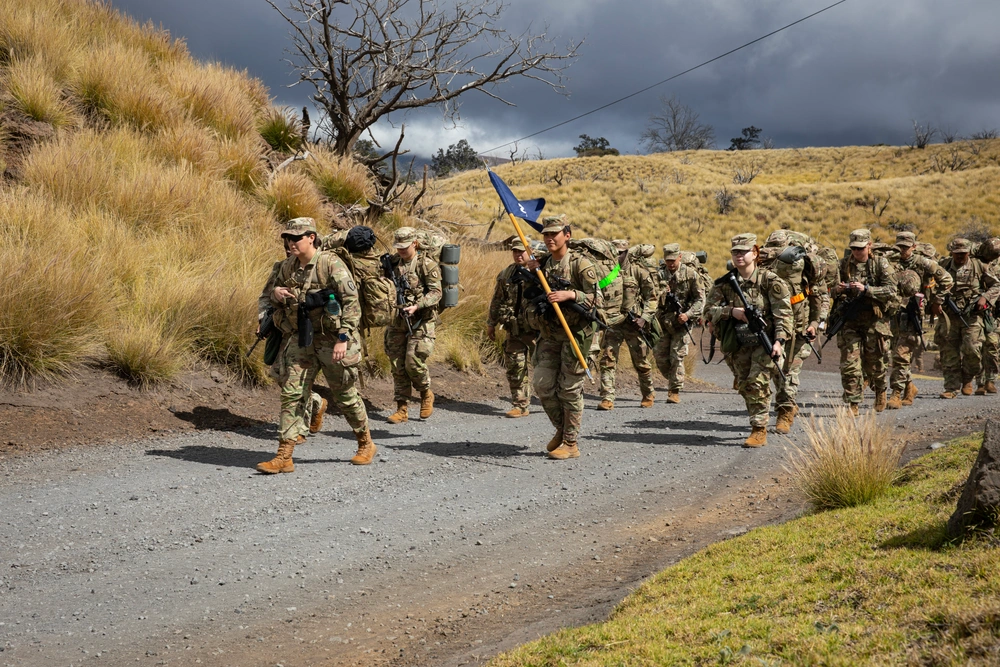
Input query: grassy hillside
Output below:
<box><xmin>0</xmin><ymin>0</ymin><xmax>506</xmax><ymax>387</ymax></box>
<box><xmin>434</xmin><ymin>143</ymin><xmax>1000</xmax><ymax>277</ymax></box>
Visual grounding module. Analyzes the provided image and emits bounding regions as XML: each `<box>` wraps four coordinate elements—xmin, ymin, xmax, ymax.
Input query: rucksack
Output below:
<box><xmin>568</xmin><ymin>237</ymin><xmax>622</xmax><ymax>326</ymax></box>
<box><xmin>322</xmin><ymin>226</ymin><xmax>396</xmax><ymax>330</ymax></box>
<box><xmin>415</xmin><ymin>229</ymin><xmax>460</xmax><ymax>311</ymax></box>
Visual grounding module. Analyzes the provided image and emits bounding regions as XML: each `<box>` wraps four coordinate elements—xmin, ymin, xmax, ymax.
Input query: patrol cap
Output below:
<box><xmin>281</xmin><ymin>217</ymin><xmax>318</xmax><ymax>237</ymax></box>
<box><xmin>662</xmin><ymin>243</ymin><xmax>681</xmax><ymax>260</ymax></box>
<box><xmin>894</xmin><ymin>231</ymin><xmax>917</xmax><ymax>248</ymax></box>
<box><xmin>612</xmin><ymin>238</ymin><xmax>630</xmax><ymax>251</ymax></box>
<box><xmin>949</xmin><ymin>237</ymin><xmax>972</xmax><ymax>253</ymax></box>
<box><xmin>849</xmin><ymin>228</ymin><xmax>871</xmax><ymax>249</ymax></box>
<box><xmin>540</xmin><ymin>215</ymin><xmax>568</xmax><ymax>234</ymax></box>
<box><xmin>765</xmin><ymin>230</ymin><xmax>789</xmax><ymax>248</ymax></box>
<box><xmin>510</xmin><ymin>237</ymin><xmax>527</xmax><ymax>252</ymax></box>
<box><xmin>730</xmin><ymin>233</ymin><xmax>757</xmax><ymax>252</ymax></box>
<box><xmin>393</xmin><ymin>226</ymin><xmax>417</xmax><ymax>249</ymax></box>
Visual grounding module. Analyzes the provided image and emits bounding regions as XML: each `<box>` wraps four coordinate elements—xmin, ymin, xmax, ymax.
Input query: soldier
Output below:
<box><xmin>257</xmin><ymin>218</ymin><xmax>376</xmax><ymax>473</ymax></box>
<box><xmin>761</xmin><ymin>230</ymin><xmax>829</xmax><ymax>433</ymax></box>
<box><xmin>486</xmin><ymin>238</ymin><xmax>538</xmax><ymax>418</ymax></box>
<box><xmin>524</xmin><ymin>216</ymin><xmax>602</xmax><ymax>460</ymax></box>
<box><xmin>384</xmin><ymin>226</ymin><xmax>443</xmax><ymax>423</ymax></box>
<box><xmin>706</xmin><ymin>234</ymin><xmax>792</xmax><ymax>447</ymax></box>
<box><xmin>653</xmin><ymin>243</ymin><xmax>705</xmax><ymax>404</ymax></box>
<box><xmin>830</xmin><ymin>229</ymin><xmax>897</xmax><ymax>414</ymax></box>
<box><xmin>936</xmin><ymin>238</ymin><xmax>1000</xmax><ymax>398</ymax></box>
<box><xmin>597</xmin><ymin>239</ymin><xmax>659</xmax><ymax>409</ymax></box>
<box><xmin>886</xmin><ymin>231</ymin><xmax>953</xmax><ymax>408</ymax></box>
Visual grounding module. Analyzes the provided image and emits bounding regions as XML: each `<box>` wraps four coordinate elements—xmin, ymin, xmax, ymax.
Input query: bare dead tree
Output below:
<box><xmin>908</xmin><ymin>120</ymin><xmax>937</xmax><ymax>149</ymax></box>
<box><xmin>732</xmin><ymin>156</ymin><xmax>765</xmax><ymax>185</ymax></box>
<box><xmin>640</xmin><ymin>95</ymin><xmax>715</xmax><ymax>152</ymax></box>
<box><xmin>969</xmin><ymin>128</ymin><xmax>999</xmax><ymax>141</ymax></box>
<box><xmin>266</xmin><ymin>0</ymin><xmax>580</xmax><ymax>162</ymax></box>
<box><xmin>715</xmin><ymin>187</ymin><xmax>738</xmax><ymax>215</ymax></box>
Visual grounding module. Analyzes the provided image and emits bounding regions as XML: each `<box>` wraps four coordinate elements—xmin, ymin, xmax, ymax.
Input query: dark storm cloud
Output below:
<box><xmin>109</xmin><ymin>0</ymin><xmax>1000</xmax><ymax>157</ymax></box>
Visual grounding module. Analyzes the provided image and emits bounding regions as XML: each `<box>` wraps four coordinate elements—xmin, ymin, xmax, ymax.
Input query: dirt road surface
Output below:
<box><xmin>1</xmin><ymin>358</ymin><xmax>993</xmax><ymax>666</ymax></box>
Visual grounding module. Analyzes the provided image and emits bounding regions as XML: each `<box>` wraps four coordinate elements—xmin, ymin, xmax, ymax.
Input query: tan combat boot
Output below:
<box><xmin>546</xmin><ymin>430</ymin><xmax>564</xmax><ymax>453</ymax></box>
<box><xmin>962</xmin><ymin>382</ymin><xmax>974</xmax><ymax>396</ymax></box>
<box><xmin>420</xmin><ymin>390</ymin><xmax>435</xmax><ymax>419</ymax></box>
<box><xmin>387</xmin><ymin>401</ymin><xmax>408</xmax><ymax>424</ymax></box>
<box><xmin>743</xmin><ymin>427</ymin><xmax>767</xmax><ymax>448</ymax></box>
<box><xmin>257</xmin><ymin>438</ymin><xmax>298</xmax><ymax>474</ymax></box>
<box><xmin>350</xmin><ymin>430</ymin><xmax>377</xmax><ymax>465</ymax></box>
<box><xmin>849</xmin><ymin>403</ymin><xmax>859</xmax><ymax>416</ymax></box>
<box><xmin>548</xmin><ymin>441</ymin><xmax>580</xmax><ymax>460</ymax></box>
<box><xmin>505</xmin><ymin>406</ymin><xmax>529</xmax><ymax>418</ymax></box>
<box><xmin>666</xmin><ymin>392</ymin><xmax>680</xmax><ymax>404</ymax></box>
<box><xmin>987</xmin><ymin>381</ymin><xmax>998</xmax><ymax>394</ymax></box>
<box><xmin>640</xmin><ymin>393</ymin><xmax>655</xmax><ymax>408</ymax></box>
<box><xmin>774</xmin><ymin>407</ymin><xmax>792</xmax><ymax>435</ymax></box>
<box><xmin>976</xmin><ymin>383</ymin><xmax>988</xmax><ymax>396</ymax></box>
<box><xmin>874</xmin><ymin>390</ymin><xmax>887</xmax><ymax>412</ymax></box>
<box><xmin>886</xmin><ymin>391</ymin><xmax>902</xmax><ymax>410</ymax></box>
<box><xmin>901</xmin><ymin>382</ymin><xmax>918</xmax><ymax>405</ymax></box>
<box><xmin>939</xmin><ymin>390</ymin><xmax>958</xmax><ymax>399</ymax></box>
<box><xmin>598</xmin><ymin>399</ymin><xmax>614</xmax><ymax>410</ymax></box>
<box><xmin>309</xmin><ymin>397</ymin><xmax>328</xmax><ymax>433</ymax></box>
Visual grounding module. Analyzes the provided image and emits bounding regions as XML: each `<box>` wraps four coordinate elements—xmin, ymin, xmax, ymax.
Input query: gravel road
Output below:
<box><xmin>0</xmin><ymin>359</ymin><xmax>992</xmax><ymax>666</ymax></box>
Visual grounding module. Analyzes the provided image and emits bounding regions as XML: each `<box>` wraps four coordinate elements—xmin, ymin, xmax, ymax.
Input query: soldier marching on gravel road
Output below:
<box><xmin>487</xmin><ymin>238</ymin><xmax>539</xmax><ymax>418</ymax></box>
<box><xmin>653</xmin><ymin>243</ymin><xmax>705</xmax><ymax>404</ymax></box>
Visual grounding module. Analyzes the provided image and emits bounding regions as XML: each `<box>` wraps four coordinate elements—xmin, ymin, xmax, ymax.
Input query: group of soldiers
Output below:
<box><xmin>253</xmin><ymin>213</ymin><xmax>1000</xmax><ymax>471</ymax></box>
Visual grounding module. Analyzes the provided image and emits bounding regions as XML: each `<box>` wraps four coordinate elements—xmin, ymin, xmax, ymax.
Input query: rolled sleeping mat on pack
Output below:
<box><xmin>441</xmin><ymin>243</ymin><xmax>460</xmax><ymax>308</ymax></box>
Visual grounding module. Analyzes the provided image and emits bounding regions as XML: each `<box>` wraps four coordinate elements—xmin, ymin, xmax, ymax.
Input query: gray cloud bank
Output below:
<box><xmin>110</xmin><ymin>0</ymin><xmax>1000</xmax><ymax>158</ymax></box>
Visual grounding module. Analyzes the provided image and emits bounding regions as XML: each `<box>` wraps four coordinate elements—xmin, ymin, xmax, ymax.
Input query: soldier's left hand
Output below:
<box><xmin>547</xmin><ymin>290</ymin><xmax>574</xmax><ymax>303</ymax></box>
<box><xmin>332</xmin><ymin>341</ymin><xmax>347</xmax><ymax>361</ymax></box>
<box><xmin>403</xmin><ymin>305</ymin><xmax>419</xmax><ymax>316</ymax></box>
<box><xmin>849</xmin><ymin>281</ymin><xmax>866</xmax><ymax>294</ymax></box>
<box><xmin>978</xmin><ymin>296</ymin><xmax>989</xmax><ymax>310</ymax></box>
<box><xmin>771</xmin><ymin>340</ymin><xmax>783</xmax><ymax>359</ymax></box>
<box><xmin>525</xmin><ymin>259</ymin><xmax>540</xmax><ymax>271</ymax></box>
<box><xmin>805</xmin><ymin>325</ymin><xmax>817</xmax><ymax>339</ymax></box>
<box><xmin>677</xmin><ymin>313</ymin><xmax>689</xmax><ymax>324</ymax></box>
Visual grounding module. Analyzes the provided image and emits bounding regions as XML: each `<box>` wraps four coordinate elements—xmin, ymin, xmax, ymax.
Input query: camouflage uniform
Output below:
<box><xmin>654</xmin><ymin>244</ymin><xmax>705</xmax><ymax>395</ymax></box>
<box><xmin>759</xmin><ymin>231</ymin><xmax>829</xmax><ymax>423</ymax></box>
<box><xmin>487</xmin><ymin>247</ymin><xmax>538</xmax><ymax>413</ymax></box>
<box><xmin>527</xmin><ymin>220</ymin><xmax>602</xmax><ymax>451</ymax></box>
<box><xmin>599</xmin><ymin>245</ymin><xmax>659</xmax><ymax>405</ymax></box>
<box><xmin>886</xmin><ymin>232</ymin><xmax>953</xmax><ymax>397</ymax></box>
<box><xmin>834</xmin><ymin>230</ymin><xmax>897</xmax><ymax>407</ymax></box>
<box><xmin>981</xmin><ymin>257</ymin><xmax>1000</xmax><ymax>389</ymax></box>
<box><xmin>936</xmin><ymin>239</ymin><xmax>1000</xmax><ymax>394</ymax></box>
<box><xmin>705</xmin><ymin>235</ymin><xmax>793</xmax><ymax>436</ymax></box>
<box><xmin>384</xmin><ymin>228</ymin><xmax>443</xmax><ymax>405</ymax></box>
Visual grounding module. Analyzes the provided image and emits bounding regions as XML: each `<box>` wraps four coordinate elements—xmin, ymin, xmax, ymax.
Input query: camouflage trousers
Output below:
<box><xmin>503</xmin><ymin>331</ymin><xmax>537</xmax><ymax>409</ymax></box>
<box><xmin>935</xmin><ymin>315</ymin><xmax>983</xmax><ymax>391</ymax></box>
<box><xmin>653</xmin><ymin>328</ymin><xmax>688</xmax><ymax>392</ymax></box>
<box><xmin>980</xmin><ymin>327</ymin><xmax>999</xmax><ymax>383</ymax></box>
<box><xmin>889</xmin><ymin>318</ymin><xmax>921</xmax><ymax>392</ymax></box>
<box><xmin>730</xmin><ymin>345</ymin><xmax>776</xmax><ymax>428</ymax></box>
<box><xmin>838</xmin><ymin>325</ymin><xmax>888</xmax><ymax>404</ymax></box>
<box><xmin>269</xmin><ymin>354</ymin><xmax>323</xmax><ymax>428</ymax></box>
<box><xmin>772</xmin><ymin>333</ymin><xmax>812</xmax><ymax>410</ymax></box>
<box><xmin>385</xmin><ymin>321</ymin><xmax>436</xmax><ymax>403</ymax></box>
<box><xmin>532</xmin><ymin>336</ymin><xmax>587</xmax><ymax>443</ymax></box>
<box><xmin>277</xmin><ymin>337</ymin><xmax>368</xmax><ymax>442</ymax></box>
<box><xmin>599</xmin><ymin>324</ymin><xmax>653</xmax><ymax>401</ymax></box>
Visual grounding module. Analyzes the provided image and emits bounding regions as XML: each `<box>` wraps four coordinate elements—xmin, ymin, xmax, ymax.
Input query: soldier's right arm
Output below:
<box><xmin>925</xmin><ymin>258</ymin><xmax>953</xmax><ymax>305</ymax></box>
<box><xmin>259</xmin><ymin>260</ymin><xmax>283</xmax><ymax>316</ymax></box>
<box><xmin>684</xmin><ymin>268</ymin><xmax>706</xmax><ymax>321</ymax></box>
<box><xmin>487</xmin><ymin>268</ymin><xmax>508</xmax><ymax>327</ymax></box>
<box><xmin>705</xmin><ymin>284</ymin><xmax>729</xmax><ymax>324</ymax></box>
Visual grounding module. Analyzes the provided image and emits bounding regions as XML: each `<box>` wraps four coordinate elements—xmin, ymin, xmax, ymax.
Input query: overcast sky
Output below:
<box><xmin>109</xmin><ymin>0</ymin><xmax>1000</xmax><ymax>159</ymax></box>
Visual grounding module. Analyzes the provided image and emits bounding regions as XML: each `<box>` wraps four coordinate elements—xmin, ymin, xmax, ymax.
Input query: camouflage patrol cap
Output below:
<box><xmin>612</xmin><ymin>239</ymin><xmax>630</xmax><ymax>251</ymax></box>
<box><xmin>662</xmin><ymin>243</ymin><xmax>681</xmax><ymax>260</ymax></box>
<box><xmin>849</xmin><ymin>228</ymin><xmax>871</xmax><ymax>249</ymax></box>
<box><xmin>510</xmin><ymin>237</ymin><xmax>527</xmax><ymax>252</ymax></box>
<box><xmin>393</xmin><ymin>226</ymin><xmax>417</xmax><ymax>249</ymax></box>
<box><xmin>949</xmin><ymin>237</ymin><xmax>972</xmax><ymax>253</ymax></box>
<box><xmin>540</xmin><ymin>215</ymin><xmax>568</xmax><ymax>234</ymax></box>
<box><xmin>281</xmin><ymin>217</ymin><xmax>318</xmax><ymax>237</ymax></box>
<box><xmin>895</xmin><ymin>231</ymin><xmax>917</xmax><ymax>248</ymax></box>
<box><xmin>731</xmin><ymin>233</ymin><xmax>757</xmax><ymax>252</ymax></box>
<box><xmin>765</xmin><ymin>230</ymin><xmax>789</xmax><ymax>248</ymax></box>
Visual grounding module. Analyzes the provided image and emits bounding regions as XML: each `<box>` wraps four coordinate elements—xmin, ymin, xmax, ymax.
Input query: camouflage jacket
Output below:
<box><xmin>258</xmin><ymin>259</ymin><xmax>283</xmax><ymax>319</ymax></box>
<box><xmin>837</xmin><ymin>254</ymin><xmax>897</xmax><ymax>308</ymax></box>
<box><xmin>270</xmin><ymin>251</ymin><xmax>361</xmax><ymax>340</ymax></box>
<box><xmin>487</xmin><ymin>263</ymin><xmax>532</xmax><ymax>336</ymax></box>
<box><xmin>386</xmin><ymin>252</ymin><xmax>443</xmax><ymax>329</ymax></box>
<box><xmin>527</xmin><ymin>251</ymin><xmax>602</xmax><ymax>340</ymax></box>
<box><xmin>706</xmin><ymin>267</ymin><xmax>794</xmax><ymax>343</ymax></box>
<box><xmin>938</xmin><ymin>256</ymin><xmax>1000</xmax><ymax>310</ymax></box>
<box><xmin>889</xmin><ymin>253</ymin><xmax>953</xmax><ymax>307</ymax></box>
<box><xmin>618</xmin><ymin>257</ymin><xmax>658</xmax><ymax>325</ymax></box>
<box><xmin>656</xmin><ymin>262</ymin><xmax>705</xmax><ymax>331</ymax></box>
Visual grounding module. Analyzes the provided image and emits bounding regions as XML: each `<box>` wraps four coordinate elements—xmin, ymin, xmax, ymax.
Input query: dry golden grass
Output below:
<box><xmin>3</xmin><ymin>54</ymin><xmax>78</xmax><ymax>128</ymax></box>
<box><xmin>263</xmin><ymin>170</ymin><xmax>329</xmax><ymax>223</ymax></box>
<box><xmin>258</xmin><ymin>106</ymin><xmax>303</xmax><ymax>154</ymax></box>
<box><xmin>215</xmin><ymin>134</ymin><xmax>268</xmax><ymax>192</ymax></box>
<box><xmin>304</xmin><ymin>147</ymin><xmax>374</xmax><ymax>206</ymax></box>
<box><xmin>164</xmin><ymin>60</ymin><xmax>263</xmax><ymax>139</ymax></box>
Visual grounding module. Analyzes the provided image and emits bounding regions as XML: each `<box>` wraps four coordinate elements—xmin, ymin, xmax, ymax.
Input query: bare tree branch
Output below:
<box><xmin>640</xmin><ymin>95</ymin><xmax>715</xmax><ymax>153</ymax></box>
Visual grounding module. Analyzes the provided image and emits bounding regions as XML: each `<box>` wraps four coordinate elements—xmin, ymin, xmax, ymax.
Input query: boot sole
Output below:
<box><xmin>256</xmin><ymin>465</ymin><xmax>295</xmax><ymax>474</ymax></box>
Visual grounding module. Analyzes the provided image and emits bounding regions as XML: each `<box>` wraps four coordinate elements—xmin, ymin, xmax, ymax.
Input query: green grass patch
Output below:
<box><xmin>489</xmin><ymin>434</ymin><xmax>1000</xmax><ymax>666</ymax></box>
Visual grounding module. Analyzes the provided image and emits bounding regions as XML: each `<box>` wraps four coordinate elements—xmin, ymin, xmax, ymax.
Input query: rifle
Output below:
<box><xmin>801</xmin><ymin>331</ymin><xmax>823</xmax><ymax>364</ymax></box>
<box><xmin>904</xmin><ymin>294</ymin><xmax>926</xmax><ymax>351</ymax></box>
<box><xmin>381</xmin><ymin>253</ymin><xmax>413</xmax><ymax>335</ymax></box>
<box><xmin>660</xmin><ymin>288</ymin><xmax>699</xmax><ymax>349</ymax></box>
<box><xmin>715</xmin><ymin>271</ymin><xmax>786</xmax><ymax>380</ymax></box>
<box><xmin>821</xmin><ymin>295</ymin><xmax>864</xmax><ymax>349</ymax></box>
<box><xmin>510</xmin><ymin>265</ymin><xmax>608</xmax><ymax>332</ymax></box>
<box><xmin>247</xmin><ymin>306</ymin><xmax>276</xmax><ymax>357</ymax></box>
<box><xmin>944</xmin><ymin>294</ymin><xmax>975</xmax><ymax>328</ymax></box>
<box><xmin>627</xmin><ymin>311</ymin><xmax>656</xmax><ymax>349</ymax></box>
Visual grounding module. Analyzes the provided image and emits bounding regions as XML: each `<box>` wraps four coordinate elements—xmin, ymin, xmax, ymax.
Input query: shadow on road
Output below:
<box><xmin>432</xmin><ymin>396</ymin><xmax>510</xmax><ymax>417</ymax></box>
<box><xmin>147</xmin><ymin>444</ymin><xmax>275</xmax><ymax>468</ymax></box>
<box><xmin>387</xmin><ymin>440</ymin><xmax>538</xmax><ymax>459</ymax></box>
<box><xmin>170</xmin><ymin>407</ymin><xmax>275</xmax><ymax>440</ymax></box>
<box><xmin>622</xmin><ymin>418</ymin><xmax>747</xmax><ymax>433</ymax></box>
<box><xmin>590</xmin><ymin>430</ymin><xmax>739</xmax><ymax>447</ymax></box>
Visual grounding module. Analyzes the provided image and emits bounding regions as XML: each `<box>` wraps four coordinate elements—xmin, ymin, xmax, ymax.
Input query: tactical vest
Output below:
<box><xmin>568</xmin><ymin>238</ymin><xmax>621</xmax><ymax>326</ymax></box>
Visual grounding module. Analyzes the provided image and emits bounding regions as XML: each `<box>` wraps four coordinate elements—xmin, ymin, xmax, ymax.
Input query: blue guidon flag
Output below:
<box><xmin>487</xmin><ymin>168</ymin><xmax>546</xmax><ymax>232</ymax></box>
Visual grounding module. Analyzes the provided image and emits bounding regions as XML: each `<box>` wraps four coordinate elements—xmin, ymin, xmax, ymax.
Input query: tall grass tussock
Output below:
<box><xmin>786</xmin><ymin>406</ymin><xmax>906</xmax><ymax>509</ymax></box>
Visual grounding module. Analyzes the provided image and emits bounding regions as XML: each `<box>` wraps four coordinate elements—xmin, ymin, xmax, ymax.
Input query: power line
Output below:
<box><xmin>481</xmin><ymin>0</ymin><xmax>849</xmax><ymax>155</ymax></box>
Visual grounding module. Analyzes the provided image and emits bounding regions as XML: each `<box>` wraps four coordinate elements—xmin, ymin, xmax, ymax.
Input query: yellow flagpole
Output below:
<box><xmin>506</xmin><ymin>212</ymin><xmax>593</xmax><ymax>381</ymax></box>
